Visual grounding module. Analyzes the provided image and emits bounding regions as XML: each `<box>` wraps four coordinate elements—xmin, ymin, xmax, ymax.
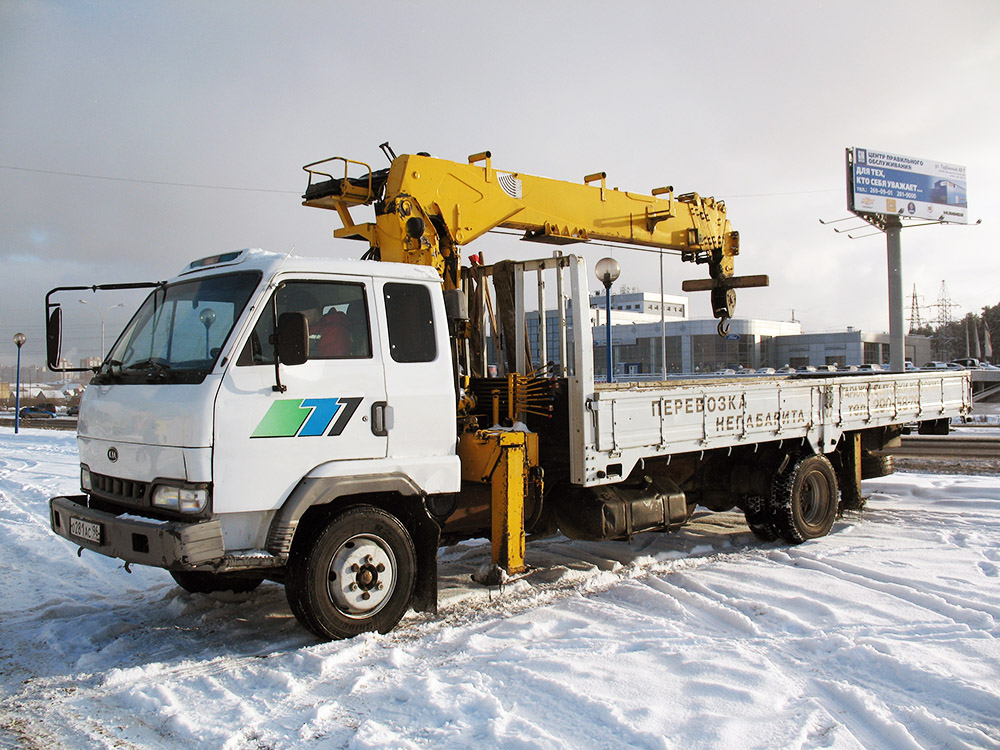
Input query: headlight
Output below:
<box><xmin>151</xmin><ymin>484</ymin><xmax>210</xmax><ymax>514</ymax></box>
<box><xmin>81</xmin><ymin>465</ymin><xmax>92</xmax><ymax>492</ymax></box>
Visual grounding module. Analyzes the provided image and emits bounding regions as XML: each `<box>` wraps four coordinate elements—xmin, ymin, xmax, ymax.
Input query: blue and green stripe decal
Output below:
<box><xmin>251</xmin><ymin>397</ymin><xmax>363</xmax><ymax>438</ymax></box>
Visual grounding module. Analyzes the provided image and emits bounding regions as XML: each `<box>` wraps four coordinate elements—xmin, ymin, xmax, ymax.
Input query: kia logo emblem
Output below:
<box><xmin>108</xmin><ymin>447</ymin><xmax>119</xmax><ymax>462</ymax></box>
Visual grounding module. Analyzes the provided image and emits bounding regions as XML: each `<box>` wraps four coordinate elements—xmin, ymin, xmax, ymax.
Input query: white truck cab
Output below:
<box><xmin>50</xmin><ymin>249</ymin><xmax>460</xmax><ymax>638</ymax></box>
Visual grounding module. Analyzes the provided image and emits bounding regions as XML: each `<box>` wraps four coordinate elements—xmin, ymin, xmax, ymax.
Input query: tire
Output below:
<box><xmin>770</xmin><ymin>454</ymin><xmax>839</xmax><ymax>544</ymax></box>
<box><xmin>285</xmin><ymin>506</ymin><xmax>416</xmax><ymax>640</ymax></box>
<box><xmin>742</xmin><ymin>494</ymin><xmax>779</xmax><ymax>542</ymax></box>
<box><xmin>170</xmin><ymin>570</ymin><xmax>264</xmax><ymax>594</ymax></box>
<box><xmin>860</xmin><ymin>452</ymin><xmax>895</xmax><ymax>480</ymax></box>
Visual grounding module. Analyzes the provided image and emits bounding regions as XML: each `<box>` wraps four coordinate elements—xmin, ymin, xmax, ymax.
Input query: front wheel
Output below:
<box><xmin>285</xmin><ymin>506</ymin><xmax>416</xmax><ymax>640</ymax></box>
<box><xmin>770</xmin><ymin>454</ymin><xmax>839</xmax><ymax>543</ymax></box>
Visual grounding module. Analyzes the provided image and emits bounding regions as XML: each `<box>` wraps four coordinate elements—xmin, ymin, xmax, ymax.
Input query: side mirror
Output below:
<box><xmin>46</xmin><ymin>307</ymin><xmax>63</xmax><ymax>370</ymax></box>
<box><xmin>275</xmin><ymin>312</ymin><xmax>309</xmax><ymax>366</ymax></box>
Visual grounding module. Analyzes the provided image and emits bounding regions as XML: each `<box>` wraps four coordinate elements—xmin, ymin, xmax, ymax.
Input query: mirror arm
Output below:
<box><xmin>270</xmin><ymin>288</ymin><xmax>287</xmax><ymax>393</ymax></box>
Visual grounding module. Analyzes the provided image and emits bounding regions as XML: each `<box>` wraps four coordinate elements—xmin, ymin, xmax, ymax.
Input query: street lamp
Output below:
<box><xmin>595</xmin><ymin>257</ymin><xmax>621</xmax><ymax>383</ymax></box>
<box><xmin>79</xmin><ymin>299</ymin><xmax>125</xmax><ymax>360</ymax></box>
<box><xmin>13</xmin><ymin>333</ymin><xmax>25</xmax><ymax>435</ymax></box>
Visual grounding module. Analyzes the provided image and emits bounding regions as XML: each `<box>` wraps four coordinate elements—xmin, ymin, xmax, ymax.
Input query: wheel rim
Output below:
<box><xmin>799</xmin><ymin>471</ymin><xmax>831</xmax><ymax>527</ymax></box>
<box><xmin>327</xmin><ymin>534</ymin><xmax>397</xmax><ymax>618</ymax></box>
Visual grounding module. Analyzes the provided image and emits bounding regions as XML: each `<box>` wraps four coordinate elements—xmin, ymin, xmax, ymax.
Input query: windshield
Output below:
<box><xmin>96</xmin><ymin>271</ymin><xmax>261</xmax><ymax>384</ymax></box>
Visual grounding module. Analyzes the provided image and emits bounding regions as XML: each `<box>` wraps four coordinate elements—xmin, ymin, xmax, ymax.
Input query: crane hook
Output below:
<box><xmin>717</xmin><ymin>318</ymin><xmax>731</xmax><ymax>337</ymax></box>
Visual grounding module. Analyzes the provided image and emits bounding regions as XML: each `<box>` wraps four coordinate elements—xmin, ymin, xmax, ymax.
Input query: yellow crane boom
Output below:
<box><xmin>302</xmin><ymin>149</ymin><xmax>766</xmax><ymax>330</ymax></box>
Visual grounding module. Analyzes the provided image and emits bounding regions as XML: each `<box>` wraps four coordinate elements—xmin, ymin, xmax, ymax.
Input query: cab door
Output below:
<box><xmin>375</xmin><ymin>278</ymin><xmax>456</xmax><ymax>460</ymax></box>
<box><xmin>213</xmin><ymin>276</ymin><xmax>387</xmax><ymax>514</ymax></box>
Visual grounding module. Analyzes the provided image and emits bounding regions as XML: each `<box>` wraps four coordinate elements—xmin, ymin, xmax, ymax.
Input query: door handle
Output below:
<box><xmin>371</xmin><ymin>401</ymin><xmax>388</xmax><ymax>437</ymax></box>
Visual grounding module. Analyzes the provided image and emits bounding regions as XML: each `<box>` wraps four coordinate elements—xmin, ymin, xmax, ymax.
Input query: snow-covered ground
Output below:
<box><xmin>1</xmin><ymin>428</ymin><xmax>998</xmax><ymax>749</ymax></box>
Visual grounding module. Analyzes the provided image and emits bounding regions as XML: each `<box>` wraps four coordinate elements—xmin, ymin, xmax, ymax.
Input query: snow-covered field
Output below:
<box><xmin>1</xmin><ymin>428</ymin><xmax>998</xmax><ymax>749</ymax></box>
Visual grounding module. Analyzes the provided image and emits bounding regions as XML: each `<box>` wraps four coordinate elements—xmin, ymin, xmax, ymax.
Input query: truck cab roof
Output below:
<box><xmin>178</xmin><ymin>249</ymin><xmax>443</xmax><ymax>284</ymax></box>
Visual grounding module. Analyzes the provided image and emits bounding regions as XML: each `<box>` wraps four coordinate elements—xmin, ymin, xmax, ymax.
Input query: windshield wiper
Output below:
<box><xmin>125</xmin><ymin>358</ymin><xmax>172</xmax><ymax>372</ymax></box>
<box><xmin>125</xmin><ymin>358</ymin><xmax>175</xmax><ymax>381</ymax></box>
<box><xmin>91</xmin><ymin>360</ymin><xmax>124</xmax><ymax>385</ymax></box>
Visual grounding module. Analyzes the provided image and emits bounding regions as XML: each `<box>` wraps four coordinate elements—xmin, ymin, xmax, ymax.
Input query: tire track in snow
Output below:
<box><xmin>771</xmin><ymin>550</ymin><xmax>1000</xmax><ymax>629</ymax></box>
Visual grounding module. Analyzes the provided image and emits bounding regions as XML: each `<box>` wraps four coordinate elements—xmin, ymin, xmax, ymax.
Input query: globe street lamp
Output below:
<box><xmin>79</xmin><ymin>299</ymin><xmax>125</xmax><ymax>360</ymax></box>
<box><xmin>13</xmin><ymin>333</ymin><xmax>25</xmax><ymax>435</ymax></box>
<box><xmin>595</xmin><ymin>257</ymin><xmax>621</xmax><ymax>383</ymax></box>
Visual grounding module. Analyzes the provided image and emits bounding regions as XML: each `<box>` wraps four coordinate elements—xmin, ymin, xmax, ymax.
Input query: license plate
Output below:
<box><xmin>70</xmin><ymin>517</ymin><xmax>103</xmax><ymax>545</ymax></box>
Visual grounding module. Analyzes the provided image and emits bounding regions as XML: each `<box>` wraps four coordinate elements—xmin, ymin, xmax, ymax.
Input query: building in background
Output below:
<box><xmin>772</xmin><ymin>329</ymin><xmax>931</xmax><ymax>369</ymax></box>
<box><xmin>499</xmin><ymin>290</ymin><xmax>930</xmax><ymax>379</ymax></box>
<box><xmin>593</xmin><ymin>317</ymin><xmax>802</xmax><ymax>378</ymax></box>
<box><xmin>79</xmin><ymin>357</ymin><xmax>101</xmax><ymax>385</ymax></box>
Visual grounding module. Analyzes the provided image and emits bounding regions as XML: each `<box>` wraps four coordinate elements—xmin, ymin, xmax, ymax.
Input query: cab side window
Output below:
<box><xmin>237</xmin><ymin>281</ymin><xmax>372</xmax><ymax>366</ymax></box>
<box><xmin>383</xmin><ymin>283</ymin><xmax>436</xmax><ymax>363</ymax></box>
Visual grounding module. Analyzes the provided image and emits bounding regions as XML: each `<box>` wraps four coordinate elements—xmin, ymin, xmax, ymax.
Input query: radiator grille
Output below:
<box><xmin>90</xmin><ymin>471</ymin><xmax>148</xmax><ymax>505</ymax></box>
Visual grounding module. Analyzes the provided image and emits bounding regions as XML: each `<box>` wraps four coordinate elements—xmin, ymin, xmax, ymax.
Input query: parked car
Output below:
<box><xmin>951</xmin><ymin>358</ymin><xmax>985</xmax><ymax>369</ymax></box>
<box><xmin>921</xmin><ymin>361</ymin><xmax>963</xmax><ymax>370</ymax></box>
<box><xmin>857</xmin><ymin>364</ymin><xmax>884</xmax><ymax>373</ymax></box>
<box><xmin>19</xmin><ymin>406</ymin><xmax>56</xmax><ymax>420</ymax></box>
<box><xmin>66</xmin><ymin>405</ymin><xmax>80</xmax><ymax>417</ymax></box>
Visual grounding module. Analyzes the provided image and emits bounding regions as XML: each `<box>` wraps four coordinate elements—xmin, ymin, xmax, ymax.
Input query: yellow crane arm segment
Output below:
<box><xmin>302</xmin><ymin>150</ymin><xmax>766</xmax><ymax>327</ymax></box>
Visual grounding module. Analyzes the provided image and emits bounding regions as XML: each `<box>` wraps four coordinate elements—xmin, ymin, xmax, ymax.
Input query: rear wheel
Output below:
<box><xmin>285</xmin><ymin>506</ymin><xmax>416</xmax><ymax>640</ymax></box>
<box><xmin>170</xmin><ymin>570</ymin><xmax>264</xmax><ymax>594</ymax></box>
<box><xmin>770</xmin><ymin>455</ymin><xmax>839</xmax><ymax>543</ymax></box>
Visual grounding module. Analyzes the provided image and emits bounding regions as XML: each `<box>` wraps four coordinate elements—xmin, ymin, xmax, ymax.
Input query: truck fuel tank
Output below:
<box><xmin>553</xmin><ymin>475</ymin><xmax>691</xmax><ymax>541</ymax></box>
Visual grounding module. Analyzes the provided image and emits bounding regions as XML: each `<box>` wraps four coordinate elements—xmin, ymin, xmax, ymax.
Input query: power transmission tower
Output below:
<box><xmin>907</xmin><ymin>284</ymin><xmax>924</xmax><ymax>333</ymax></box>
<box><xmin>931</xmin><ymin>280</ymin><xmax>960</xmax><ymax>360</ymax></box>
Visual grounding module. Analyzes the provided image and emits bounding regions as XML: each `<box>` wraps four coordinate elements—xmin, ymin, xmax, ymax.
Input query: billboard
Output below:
<box><xmin>849</xmin><ymin>147</ymin><xmax>967</xmax><ymax>224</ymax></box>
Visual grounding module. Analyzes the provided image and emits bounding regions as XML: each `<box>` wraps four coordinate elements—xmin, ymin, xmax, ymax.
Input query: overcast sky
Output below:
<box><xmin>2</xmin><ymin>0</ymin><xmax>999</xmax><ymax>367</ymax></box>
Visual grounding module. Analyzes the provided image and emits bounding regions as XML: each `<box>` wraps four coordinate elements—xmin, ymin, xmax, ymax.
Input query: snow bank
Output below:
<box><xmin>1</xmin><ymin>427</ymin><xmax>998</xmax><ymax>749</ymax></box>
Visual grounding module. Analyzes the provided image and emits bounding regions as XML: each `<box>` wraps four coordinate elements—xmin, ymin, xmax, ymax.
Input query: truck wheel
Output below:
<box><xmin>170</xmin><ymin>570</ymin><xmax>264</xmax><ymax>594</ymax></box>
<box><xmin>742</xmin><ymin>495</ymin><xmax>779</xmax><ymax>541</ymax></box>
<box><xmin>770</xmin><ymin>455</ymin><xmax>839</xmax><ymax>543</ymax></box>
<box><xmin>285</xmin><ymin>506</ymin><xmax>416</xmax><ymax>640</ymax></box>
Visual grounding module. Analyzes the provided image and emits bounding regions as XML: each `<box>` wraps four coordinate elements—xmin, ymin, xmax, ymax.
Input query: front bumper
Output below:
<box><xmin>50</xmin><ymin>495</ymin><xmax>224</xmax><ymax>570</ymax></box>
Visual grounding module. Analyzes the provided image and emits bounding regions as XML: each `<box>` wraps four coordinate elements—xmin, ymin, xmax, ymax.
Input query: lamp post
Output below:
<box><xmin>79</xmin><ymin>299</ymin><xmax>125</xmax><ymax>359</ymax></box>
<box><xmin>595</xmin><ymin>257</ymin><xmax>621</xmax><ymax>383</ymax></box>
<box><xmin>199</xmin><ymin>308</ymin><xmax>216</xmax><ymax>359</ymax></box>
<box><xmin>13</xmin><ymin>333</ymin><xmax>25</xmax><ymax>434</ymax></box>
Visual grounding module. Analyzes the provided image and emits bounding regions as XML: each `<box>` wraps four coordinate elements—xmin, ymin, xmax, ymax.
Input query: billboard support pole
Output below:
<box><xmin>885</xmin><ymin>215</ymin><xmax>905</xmax><ymax>372</ymax></box>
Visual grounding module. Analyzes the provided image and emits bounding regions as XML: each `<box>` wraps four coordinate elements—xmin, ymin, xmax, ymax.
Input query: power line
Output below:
<box><xmin>720</xmin><ymin>187</ymin><xmax>841</xmax><ymax>199</ymax></box>
<box><xmin>2</xmin><ymin>163</ymin><xmax>842</xmax><ymax>201</ymax></box>
<box><xmin>0</xmin><ymin>164</ymin><xmax>300</xmax><ymax>194</ymax></box>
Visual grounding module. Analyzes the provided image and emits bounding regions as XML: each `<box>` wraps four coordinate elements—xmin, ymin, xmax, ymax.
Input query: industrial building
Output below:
<box><xmin>512</xmin><ymin>291</ymin><xmax>931</xmax><ymax>379</ymax></box>
<box><xmin>771</xmin><ymin>329</ymin><xmax>931</xmax><ymax>370</ymax></box>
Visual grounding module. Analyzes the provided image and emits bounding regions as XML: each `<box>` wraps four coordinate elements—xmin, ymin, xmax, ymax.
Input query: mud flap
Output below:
<box><xmin>409</xmin><ymin>507</ymin><xmax>441</xmax><ymax>614</ymax></box>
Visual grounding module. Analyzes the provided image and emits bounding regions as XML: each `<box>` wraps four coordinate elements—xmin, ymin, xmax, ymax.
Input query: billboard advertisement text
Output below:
<box><xmin>850</xmin><ymin>148</ymin><xmax>967</xmax><ymax>224</ymax></box>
